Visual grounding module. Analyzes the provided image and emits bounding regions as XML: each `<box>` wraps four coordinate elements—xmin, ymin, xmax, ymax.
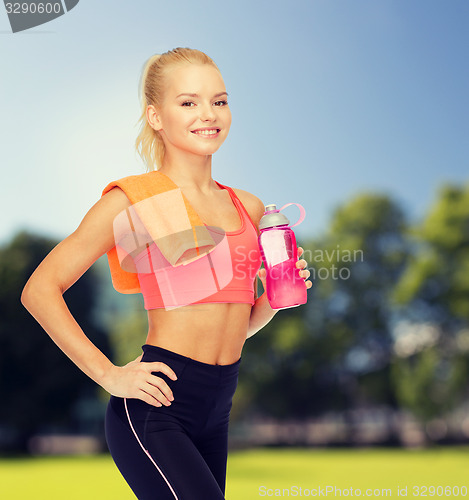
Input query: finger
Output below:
<box><xmin>147</xmin><ymin>377</ymin><xmax>174</xmax><ymax>404</ymax></box>
<box><xmin>144</xmin><ymin>378</ymin><xmax>172</xmax><ymax>406</ymax></box>
<box><xmin>296</xmin><ymin>259</ymin><xmax>307</xmax><ymax>269</ymax></box>
<box><xmin>149</xmin><ymin>361</ymin><xmax>178</xmax><ymax>381</ymax></box>
<box><xmin>138</xmin><ymin>389</ymin><xmax>163</xmax><ymax>407</ymax></box>
<box><xmin>298</xmin><ymin>246</ymin><xmax>303</xmax><ymax>257</ymax></box>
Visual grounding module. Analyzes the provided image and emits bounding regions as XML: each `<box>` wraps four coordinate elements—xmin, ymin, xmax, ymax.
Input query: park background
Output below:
<box><xmin>1</xmin><ymin>0</ymin><xmax>468</xmax><ymax>498</ymax></box>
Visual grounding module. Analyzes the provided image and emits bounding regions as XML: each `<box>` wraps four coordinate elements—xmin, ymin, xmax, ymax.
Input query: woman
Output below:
<box><xmin>21</xmin><ymin>47</ymin><xmax>312</xmax><ymax>499</ymax></box>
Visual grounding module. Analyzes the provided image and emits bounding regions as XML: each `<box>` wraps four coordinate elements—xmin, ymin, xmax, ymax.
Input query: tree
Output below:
<box><xmin>0</xmin><ymin>230</ymin><xmax>112</xmax><ymax>453</ymax></box>
<box><xmin>390</xmin><ymin>184</ymin><xmax>469</xmax><ymax>430</ymax></box>
<box><xmin>241</xmin><ymin>193</ymin><xmax>410</xmax><ymax>429</ymax></box>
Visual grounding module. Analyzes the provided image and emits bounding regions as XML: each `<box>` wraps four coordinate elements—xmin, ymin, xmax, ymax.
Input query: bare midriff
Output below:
<box><xmin>145</xmin><ymin>302</ymin><xmax>253</xmax><ymax>365</ymax></box>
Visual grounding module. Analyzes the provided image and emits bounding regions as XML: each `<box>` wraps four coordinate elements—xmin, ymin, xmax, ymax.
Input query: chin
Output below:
<box><xmin>193</xmin><ymin>143</ymin><xmax>224</xmax><ymax>156</ymax></box>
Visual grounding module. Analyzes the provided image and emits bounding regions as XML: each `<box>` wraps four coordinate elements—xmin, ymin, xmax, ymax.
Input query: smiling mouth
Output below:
<box><xmin>191</xmin><ymin>128</ymin><xmax>221</xmax><ymax>136</ymax></box>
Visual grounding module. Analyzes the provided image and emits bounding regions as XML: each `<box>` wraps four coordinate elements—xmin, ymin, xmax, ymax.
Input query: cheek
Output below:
<box><xmin>223</xmin><ymin>109</ymin><xmax>232</xmax><ymax>128</ymax></box>
<box><xmin>165</xmin><ymin>109</ymin><xmax>193</xmax><ymax>130</ymax></box>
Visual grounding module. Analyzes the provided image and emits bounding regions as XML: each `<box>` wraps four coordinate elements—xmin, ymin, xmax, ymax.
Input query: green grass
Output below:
<box><xmin>0</xmin><ymin>447</ymin><xmax>468</xmax><ymax>499</ymax></box>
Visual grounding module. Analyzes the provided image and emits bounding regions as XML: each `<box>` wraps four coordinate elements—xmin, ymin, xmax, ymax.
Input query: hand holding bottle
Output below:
<box><xmin>296</xmin><ymin>246</ymin><xmax>312</xmax><ymax>287</ymax></box>
<box><xmin>258</xmin><ymin>204</ymin><xmax>310</xmax><ymax>310</ymax></box>
<box><xmin>258</xmin><ymin>246</ymin><xmax>312</xmax><ymax>291</ymax></box>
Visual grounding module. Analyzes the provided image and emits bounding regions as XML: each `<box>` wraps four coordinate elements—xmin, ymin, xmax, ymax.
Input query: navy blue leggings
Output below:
<box><xmin>105</xmin><ymin>344</ymin><xmax>241</xmax><ymax>499</ymax></box>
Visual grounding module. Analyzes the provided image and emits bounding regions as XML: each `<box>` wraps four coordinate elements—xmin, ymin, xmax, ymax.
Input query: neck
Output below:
<box><xmin>158</xmin><ymin>148</ymin><xmax>217</xmax><ymax>194</ymax></box>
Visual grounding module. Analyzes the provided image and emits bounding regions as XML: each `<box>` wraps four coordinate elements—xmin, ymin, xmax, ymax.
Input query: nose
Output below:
<box><xmin>199</xmin><ymin>101</ymin><xmax>216</xmax><ymax>122</ymax></box>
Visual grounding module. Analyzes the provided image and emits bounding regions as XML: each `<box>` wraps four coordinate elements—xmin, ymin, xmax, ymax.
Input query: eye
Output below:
<box><xmin>214</xmin><ymin>100</ymin><xmax>228</xmax><ymax>107</ymax></box>
<box><xmin>181</xmin><ymin>101</ymin><xmax>195</xmax><ymax>107</ymax></box>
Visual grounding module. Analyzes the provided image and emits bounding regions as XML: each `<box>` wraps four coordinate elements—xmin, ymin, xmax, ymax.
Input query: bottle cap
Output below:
<box><xmin>259</xmin><ymin>204</ymin><xmax>290</xmax><ymax>230</ymax></box>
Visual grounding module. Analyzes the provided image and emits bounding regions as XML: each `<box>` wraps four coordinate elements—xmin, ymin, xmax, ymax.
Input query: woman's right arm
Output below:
<box><xmin>20</xmin><ymin>187</ymin><xmax>176</xmax><ymax>408</ymax></box>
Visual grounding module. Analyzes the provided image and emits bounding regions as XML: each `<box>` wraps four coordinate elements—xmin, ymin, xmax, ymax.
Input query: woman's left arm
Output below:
<box><xmin>247</xmin><ymin>246</ymin><xmax>312</xmax><ymax>339</ymax></box>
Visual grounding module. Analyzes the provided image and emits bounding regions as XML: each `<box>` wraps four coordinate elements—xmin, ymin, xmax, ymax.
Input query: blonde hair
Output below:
<box><xmin>135</xmin><ymin>47</ymin><xmax>220</xmax><ymax>171</ymax></box>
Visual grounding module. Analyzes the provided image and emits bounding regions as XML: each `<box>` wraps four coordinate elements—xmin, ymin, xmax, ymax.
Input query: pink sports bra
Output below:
<box><xmin>135</xmin><ymin>182</ymin><xmax>262</xmax><ymax>310</ymax></box>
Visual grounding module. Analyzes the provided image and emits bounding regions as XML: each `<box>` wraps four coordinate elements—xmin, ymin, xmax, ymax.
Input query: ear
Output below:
<box><xmin>146</xmin><ymin>104</ymin><xmax>163</xmax><ymax>132</ymax></box>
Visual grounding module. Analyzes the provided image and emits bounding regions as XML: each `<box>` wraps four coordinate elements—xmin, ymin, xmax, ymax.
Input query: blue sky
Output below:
<box><xmin>1</xmin><ymin>0</ymin><xmax>467</xmax><ymax>246</ymax></box>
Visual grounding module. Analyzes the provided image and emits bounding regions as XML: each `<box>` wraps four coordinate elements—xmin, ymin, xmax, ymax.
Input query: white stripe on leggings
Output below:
<box><xmin>124</xmin><ymin>397</ymin><xmax>179</xmax><ymax>499</ymax></box>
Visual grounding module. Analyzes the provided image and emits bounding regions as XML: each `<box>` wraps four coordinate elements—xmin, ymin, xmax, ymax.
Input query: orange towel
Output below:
<box><xmin>101</xmin><ymin>170</ymin><xmax>216</xmax><ymax>294</ymax></box>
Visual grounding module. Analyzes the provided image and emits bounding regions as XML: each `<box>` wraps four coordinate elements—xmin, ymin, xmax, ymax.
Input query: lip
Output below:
<box><xmin>191</xmin><ymin>127</ymin><xmax>221</xmax><ymax>138</ymax></box>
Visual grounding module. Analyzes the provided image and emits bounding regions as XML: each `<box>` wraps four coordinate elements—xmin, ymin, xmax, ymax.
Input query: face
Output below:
<box><xmin>148</xmin><ymin>63</ymin><xmax>232</xmax><ymax>158</ymax></box>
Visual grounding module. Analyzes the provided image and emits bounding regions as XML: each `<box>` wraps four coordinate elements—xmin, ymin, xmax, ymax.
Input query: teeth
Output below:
<box><xmin>193</xmin><ymin>129</ymin><xmax>218</xmax><ymax>135</ymax></box>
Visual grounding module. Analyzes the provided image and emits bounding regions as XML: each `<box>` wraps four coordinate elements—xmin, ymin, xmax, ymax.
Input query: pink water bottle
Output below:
<box><xmin>258</xmin><ymin>203</ymin><xmax>307</xmax><ymax>310</ymax></box>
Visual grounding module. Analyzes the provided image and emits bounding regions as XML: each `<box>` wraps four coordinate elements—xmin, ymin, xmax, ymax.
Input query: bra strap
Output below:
<box><xmin>220</xmin><ymin>183</ymin><xmax>259</xmax><ymax>234</ymax></box>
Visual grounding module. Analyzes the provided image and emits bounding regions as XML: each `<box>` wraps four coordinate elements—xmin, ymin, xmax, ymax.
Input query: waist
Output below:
<box><xmin>146</xmin><ymin>303</ymin><xmax>251</xmax><ymax>365</ymax></box>
<box><xmin>141</xmin><ymin>344</ymin><xmax>242</xmax><ymax>378</ymax></box>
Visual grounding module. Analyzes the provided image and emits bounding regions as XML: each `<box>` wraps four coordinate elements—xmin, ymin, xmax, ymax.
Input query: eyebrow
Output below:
<box><xmin>175</xmin><ymin>92</ymin><xmax>228</xmax><ymax>99</ymax></box>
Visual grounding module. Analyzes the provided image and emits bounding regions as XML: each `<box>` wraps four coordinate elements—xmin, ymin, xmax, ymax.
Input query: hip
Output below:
<box><xmin>109</xmin><ymin>344</ymin><xmax>241</xmax><ymax>435</ymax></box>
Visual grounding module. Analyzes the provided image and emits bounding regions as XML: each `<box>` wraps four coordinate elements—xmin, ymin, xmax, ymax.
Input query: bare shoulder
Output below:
<box><xmin>70</xmin><ymin>185</ymin><xmax>132</xmax><ymax>259</ymax></box>
<box><xmin>73</xmin><ymin>186</ymin><xmax>131</xmax><ymax>250</ymax></box>
<box><xmin>74</xmin><ymin>186</ymin><xmax>131</xmax><ymax>237</ymax></box>
<box><xmin>98</xmin><ymin>185</ymin><xmax>132</xmax><ymax>214</ymax></box>
<box><xmin>22</xmin><ymin>186</ymin><xmax>133</xmax><ymax>296</ymax></box>
<box><xmin>231</xmin><ymin>187</ymin><xmax>265</xmax><ymax>229</ymax></box>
